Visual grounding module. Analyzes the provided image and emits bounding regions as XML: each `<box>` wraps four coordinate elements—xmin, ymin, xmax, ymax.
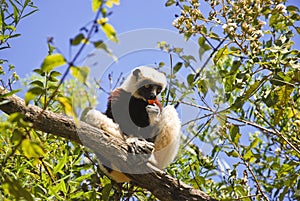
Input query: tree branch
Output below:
<box><xmin>0</xmin><ymin>87</ymin><xmax>217</xmax><ymax>201</ymax></box>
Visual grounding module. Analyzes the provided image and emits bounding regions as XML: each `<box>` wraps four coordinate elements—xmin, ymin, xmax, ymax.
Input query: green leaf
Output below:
<box><xmin>243</xmin><ymin>80</ymin><xmax>261</xmax><ymax>100</ymax></box>
<box><xmin>33</xmin><ymin>68</ymin><xmax>44</xmax><ymax>76</ymax></box>
<box><xmin>3</xmin><ymin>178</ymin><xmax>34</xmax><ymax>201</ymax></box>
<box><xmin>30</xmin><ymin>80</ymin><xmax>44</xmax><ymax>87</ymax></box>
<box><xmin>184</xmin><ymin>31</ymin><xmax>193</xmax><ymax>41</ymax></box>
<box><xmin>93</xmin><ymin>40</ymin><xmax>117</xmax><ymax>61</ymax></box>
<box><xmin>197</xmin><ymin>79</ymin><xmax>208</xmax><ymax>96</ymax></box>
<box><xmin>248</xmin><ymin>138</ymin><xmax>260</xmax><ymax>150</ymax></box>
<box><xmin>70</xmin><ymin>66</ymin><xmax>90</xmax><ymax>85</ymax></box>
<box><xmin>0</xmin><ymin>89</ymin><xmax>21</xmax><ymax>99</ymax></box>
<box><xmin>159</xmin><ymin>62</ymin><xmax>165</xmax><ymax>67</ymax></box>
<box><xmin>24</xmin><ymin>87</ymin><xmax>44</xmax><ymax>105</ymax></box>
<box><xmin>165</xmin><ymin>0</ymin><xmax>176</xmax><ymax>7</ymax></box>
<box><xmin>22</xmin><ymin>139</ymin><xmax>45</xmax><ymax>159</ymax></box>
<box><xmin>92</xmin><ymin>0</ymin><xmax>102</xmax><ymax>12</ymax></box>
<box><xmin>230</xmin><ymin>60</ymin><xmax>241</xmax><ymax>74</ymax></box>
<box><xmin>287</xmin><ymin>5</ymin><xmax>299</xmax><ymax>12</ymax></box>
<box><xmin>296</xmin><ymin>27</ymin><xmax>300</xmax><ymax>35</ymax></box>
<box><xmin>54</xmin><ymin>153</ymin><xmax>68</xmax><ymax>174</ymax></box>
<box><xmin>9</xmin><ymin>0</ymin><xmax>19</xmax><ymax>22</ymax></box>
<box><xmin>230</xmin><ymin>125</ymin><xmax>240</xmax><ymax>145</ymax></box>
<box><xmin>41</xmin><ymin>54</ymin><xmax>66</xmax><ymax>73</ymax></box>
<box><xmin>102</xmin><ymin>183</ymin><xmax>112</xmax><ymax>201</ymax></box>
<box><xmin>4</xmin><ymin>25</ymin><xmax>16</xmax><ymax>31</ymax></box>
<box><xmin>244</xmin><ymin>150</ymin><xmax>254</xmax><ymax>162</ymax></box>
<box><xmin>71</xmin><ymin>33</ymin><xmax>85</xmax><ymax>46</ymax></box>
<box><xmin>187</xmin><ymin>74</ymin><xmax>195</xmax><ymax>86</ymax></box>
<box><xmin>226</xmin><ymin>150</ymin><xmax>239</xmax><ymax>158</ymax></box>
<box><xmin>49</xmin><ymin>71</ymin><xmax>62</xmax><ymax>82</ymax></box>
<box><xmin>173</xmin><ymin>62</ymin><xmax>183</xmax><ymax>74</ymax></box>
<box><xmin>213</xmin><ymin>46</ymin><xmax>228</xmax><ymax>64</ymax></box>
<box><xmin>106</xmin><ymin>0</ymin><xmax>119</xmax><ymax>8</ymax></box>
<box><xmin>198</xmin><ymin>36</ymin><xmax>212</xmax><ymax>60</ymax></box>
<box><xmin>56</xmin><ymin>96</ymin><xmax>76</xmax><ymax>117</ymax></box>
<box><xmin>8</xmin><ymin>112</ymin><xmax>25</xmax><ymax>123</ymax></box>
<box><xmin>198</xmin><ymin>37</ymin><xmax>205</xmax><ymax>46</ymax></box>
<box><xmin>100</xmin><ymin>22</ymin><xmax>118</xmax><ymax>43</ymax></box>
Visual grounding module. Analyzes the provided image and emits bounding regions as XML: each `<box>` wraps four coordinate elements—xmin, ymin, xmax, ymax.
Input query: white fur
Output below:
<box><xmin>149</xmin><ymin>105</ymin><xmax>181</xmax><ymax>169</ymax></box>
<box><xmin>84</xmin><ymin>109</ymin><xmax>123</xmax><ymax>139</ymax></box>
<box><xmin>84</xmin><ymin>106</ymin><xmax>181</xmax><ymax>170</ymax></box>
<box><xmin>121</xmin><ymin>66</ymin><xmax>167</xmax><ymax>94</ymax></box>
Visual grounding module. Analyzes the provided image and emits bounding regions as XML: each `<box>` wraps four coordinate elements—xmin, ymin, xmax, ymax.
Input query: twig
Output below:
<box><xmin>194</xmin><ymin>34</ymin><xmax>229</xmax><ymax>81</ymax></box>
<box><xmin>43</xmin><ymin>7</ymin><xmax>103</xmax><ymax>110</ymax></box>
<box><xmin>256</xmin><ymin>111</ymin><xmax>300</xmax><ymax>156</ymax></box>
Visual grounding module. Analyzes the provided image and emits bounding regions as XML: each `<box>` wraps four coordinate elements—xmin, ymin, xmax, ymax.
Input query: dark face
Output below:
<box><xmin>137</xmin><ymin>84</ymin><xmax>162</xmax><ymax>101</ymax></box>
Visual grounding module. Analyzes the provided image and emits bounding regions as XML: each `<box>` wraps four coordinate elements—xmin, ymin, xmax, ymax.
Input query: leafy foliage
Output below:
<box><xmin>166</xmin><ymin>0</ymin><xmax>300</xmax><ymax>200</ymax></box>
<box><xmin>0</xmin><ymin>0</ymin><xmax>300</xmax><ymax>200</ymax></box>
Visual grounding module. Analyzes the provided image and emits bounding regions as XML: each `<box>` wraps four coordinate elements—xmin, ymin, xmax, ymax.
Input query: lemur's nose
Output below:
<box><xmin>149</xmin><ymin>93</ymin><xmax>156</xmax><ymax>100</ymax></box>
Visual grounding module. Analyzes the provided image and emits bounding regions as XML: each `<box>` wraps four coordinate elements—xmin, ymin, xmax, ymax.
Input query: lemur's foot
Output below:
<box><xmin>126</xmin><ymin>137</ymin><xmax>154</xmax><ymax>154</ymax></box>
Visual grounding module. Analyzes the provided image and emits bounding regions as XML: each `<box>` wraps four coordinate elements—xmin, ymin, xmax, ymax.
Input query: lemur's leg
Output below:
<box><xmin>82</xmin><ymin>108</ymin><xmax>123</xmax><ymax>139</ymax></box>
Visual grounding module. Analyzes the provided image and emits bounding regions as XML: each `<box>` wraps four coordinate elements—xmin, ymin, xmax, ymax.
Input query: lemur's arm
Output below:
<box><xmin>147</xmin><ymin>105</ymin><xmax>181</xmax><ymax>169</ymax></box>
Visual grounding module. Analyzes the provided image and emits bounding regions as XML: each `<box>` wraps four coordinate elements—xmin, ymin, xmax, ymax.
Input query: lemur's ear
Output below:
<box><xmin>133</xmin><ymin>69</ymin><xmax>141</xmax><ymax>79</ymax></box>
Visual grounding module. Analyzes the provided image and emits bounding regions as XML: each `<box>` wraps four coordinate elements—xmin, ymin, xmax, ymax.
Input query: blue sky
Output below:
<box><xmin>2</xmin><ymin>0</ymin><xmax>181</xmax><ymax>78</ymax></box>
<box><xmin>3</xmin><ymin>0</ymin><xmax>299</xmax><ymax>80</ymax></box>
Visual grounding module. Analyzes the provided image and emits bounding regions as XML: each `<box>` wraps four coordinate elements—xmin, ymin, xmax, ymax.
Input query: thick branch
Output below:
<box><xmin>0</xmin><ymin>87</ymin><xmax>216</xmax><ymax>201</ymax></box>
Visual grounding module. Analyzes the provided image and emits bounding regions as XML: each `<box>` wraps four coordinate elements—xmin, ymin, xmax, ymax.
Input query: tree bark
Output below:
<box><xmin>0</xmin><ymin>87</ymin><xmax>217</xmax><ymax>201</ymax></box>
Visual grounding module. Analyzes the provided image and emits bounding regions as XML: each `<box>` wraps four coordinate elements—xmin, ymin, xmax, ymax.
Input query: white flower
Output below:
<box><xmin>222</xmin><ymin>24</ymin><xmax>228</xmax><ymax>29</ymax></box>
<box><xmin>275</xmin><ymin>4</ymin><xmax>287</xmax><ymax>14</ymax></box>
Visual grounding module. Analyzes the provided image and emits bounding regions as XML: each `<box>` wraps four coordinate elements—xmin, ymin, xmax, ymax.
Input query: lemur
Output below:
<box><xmin>83</xmin><ymin>66</ymin><xmax>181</xmax><ymax>182</ymax></box>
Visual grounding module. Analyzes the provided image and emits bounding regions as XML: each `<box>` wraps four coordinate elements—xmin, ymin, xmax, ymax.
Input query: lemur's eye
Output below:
<box><xmin>144</xmin><ymin>84</ymin><xmax>150</xmax><ymax>88</ymax></box>
<box><xmin>157</xmin><ymin>86</ymin><xmax>162</xmax><ymax>94</ymax></box>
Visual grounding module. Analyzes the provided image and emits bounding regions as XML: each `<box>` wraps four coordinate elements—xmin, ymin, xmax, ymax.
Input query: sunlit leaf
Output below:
<box><xmin>100</xmin><ymin>22</ymin><xmax>118</xmax><ymax>43</ymax></box>
<box><xmin>244</xmin><ymin>150</ymin><xmax>253</xmax><ymax>161</ymax></box>
<box><xmin>226</xmin><ymin>150</ymin><xmax>239</xmax><ymax>158</ymax></box>
<box><xmin>106</xmin><ymin>0</ymin><xmax>119</xmax><ymax>8</ymax></box>
<box><xmin>56</xmin><ymin>96</ymin><xmax>76</xmax><ymax>117</ymax></box>
<box><xmin>0</xmin><ymin>89</ymin><xmax>21</xmax><ymax>99</ymax></box>
<box><xmin>92</xmin><ymin>0</ymin><xmax>102</xmax><ymax>12</ymax></box>
<box><xmin>213</xmin><ymin>46</ymin><xmax>228</xmax><ymax>64</ymax></box>
<box><xmin>54</xmin><ymin>153</ymin><xmax>68</xmax><ymax>174</ymax></box>
<box><xmin>41</xmin><ymin>54</ymin><xmax>66</xmax><ymax>73</ymax></box>
<box><xmin>25</xmin><ymin>87</ymin><xmax>44</xmax><ymax>105</ymax></box>
<box><xmin>30</xmin><ymin>80</ymin><xmax>44</xmax><ymax>87</ymax></box>
<box><xmin>70</xmin><ymin>66</ymin><xmax>90</xmax><ymax>85</ymax></box>
<box><xmin>22</xmin><ymin>139</ymin><xmax>45</xmax><ymax>159</ymax></box>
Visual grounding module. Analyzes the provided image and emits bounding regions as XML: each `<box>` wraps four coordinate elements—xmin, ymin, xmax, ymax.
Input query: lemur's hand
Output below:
<box><xmin>146</xmin><ymin>104</ymin><xmax>161</xmax><ymax>125</ymax></box>
<box><xmin>146</xmin><ymin>104</ymin><xmax>160</xmax><ymax>117</ymax></box>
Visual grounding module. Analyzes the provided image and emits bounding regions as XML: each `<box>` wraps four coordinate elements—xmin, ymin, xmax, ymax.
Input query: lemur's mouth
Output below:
<box><xmin>147</xmin><ymin>99</ymin><xmax>157</xmax><ymax>105</ymax></box>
